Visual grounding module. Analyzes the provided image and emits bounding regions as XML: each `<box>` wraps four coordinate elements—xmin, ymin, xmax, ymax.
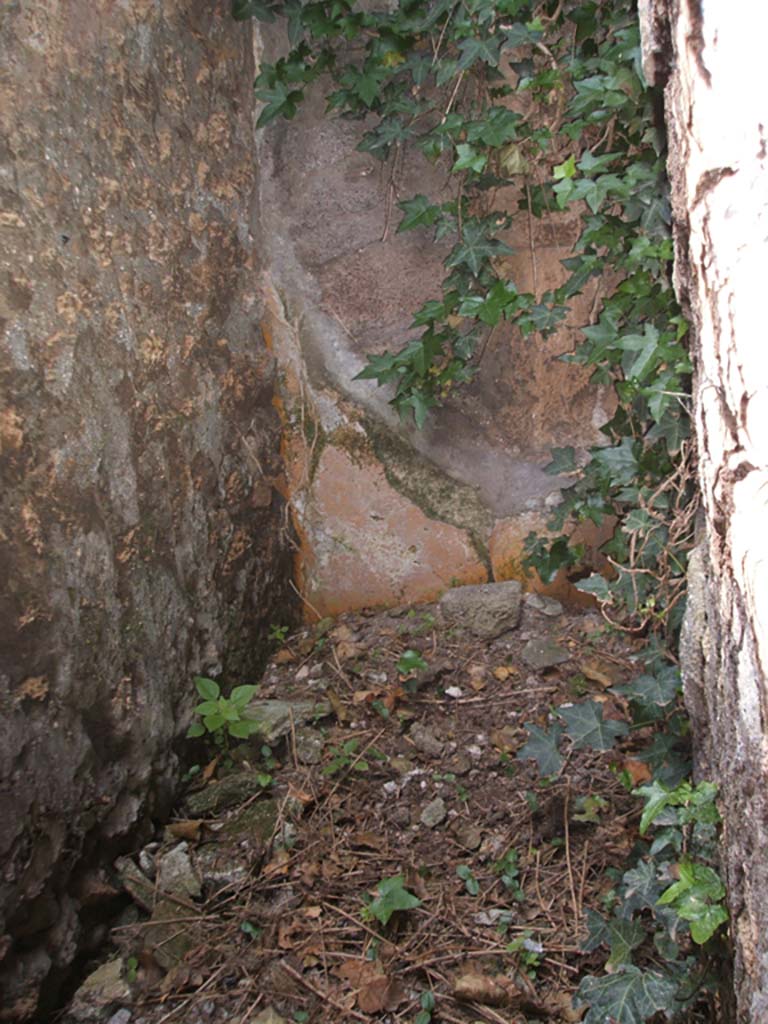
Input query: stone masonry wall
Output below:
<box><xmin>0</xmin><ymin>3</ymin><xmax>295</xmax><ymax>1017</ymax></box>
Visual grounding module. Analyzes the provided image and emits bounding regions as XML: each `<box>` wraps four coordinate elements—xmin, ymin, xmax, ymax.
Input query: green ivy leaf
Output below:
<box><xmin>582</xmin><ymin>910</ymin><xmax>645</xmax><ymax>967</ymax></box>
<box><xmin>203</xmin><ymin>712</ymin><xmax>226</xmax><ymax>733</ymax></box>
<box><xmin>232</xmin><ymin>0</ymin><xmax>280</xmax><ymax>23</ymax></box>
<box><xmin>558</xmin><ymin>700</ymin><xmax>628</xmax><ymax>751</ymax></box>
<box><xmin>452</xmin><ymin>143</ymin><xmax>487</xmax><ymax>174</ymax></box>
<box><xmin>457</xmin><ymin>35</ymin><xmax>502</xmax><ymax>71</ymax></box>
<box><xmin>553</xmin><ymin>154</ymin><xmax>576</xmax><ymax>180</ymax></box>
<box><xmin>635</xmin><ymin>780</ymin><xmax>678</xmax><ymax>835</ymax></box>
<box><xmin>255</xmin><ymin>80</ymin><xmax>304</xmax><ymax>126</ymax></box>
<box><xmin>616</xmin><ymin>668</ymin><xmax>680</xmax><ymax>708</ymax></box>
<box><xmin>517</xmin><ymin>723</ymin><xmax>563</xmax><ymax>775</ymax></box>
<box><xmin>446</xmin><ymin>221</ymin><xmax>514</xmax><ymax>277</ymax></box>
<box><xmin>544</xmin><ymin>446</ymin><xmax>577</xmax><ymax>475</ymax></box>
<box><xmin>397</xmin><ymin>649</ymin><xmax>428</xmax><ymax>675</ymax></box>
<box><xmin>397</xmin><ymin>195</ymin><xmax>441</xmax><ymax>233</ymax></box>
<box><xmin>619</xmin><ymin>859</ymin><xmax>663</xmax><ymax>917</ymax></box>
<box><xmin>468</xmin><ymin>106</ymin><xmax>520</xmax><ymax>147</ymax></box>
<box><xmin>195</xmin><ymin>699</ymin><xmax>221</xmax><ymax>717</ymax></box>
<box><xmin>367</xmin><ymin>875</ymin><xmax>422</xmax><ymax>925</ymax></box>
<box><xmin>657</xmin><ymin>859</ymin><xmax>728</xmax><ymax>942</ymax></box>
<box><xmin>574</xmin><ymin>966</ymin><xmax>678</xmax><ymax>1024</ymax></box>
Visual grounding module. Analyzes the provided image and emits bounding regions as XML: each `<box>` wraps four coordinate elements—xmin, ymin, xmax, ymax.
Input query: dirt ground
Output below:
<box><xmin>66</xmin><ymin>592</ymin><xmax>668</xmax><ymax>1024</ymax></box>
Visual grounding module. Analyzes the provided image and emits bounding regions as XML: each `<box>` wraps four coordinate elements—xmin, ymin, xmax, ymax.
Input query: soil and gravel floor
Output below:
<box><xmin>66</xmin><ymin>589</ymin><xmax>658</xmax><ymax>1024</ymax></box>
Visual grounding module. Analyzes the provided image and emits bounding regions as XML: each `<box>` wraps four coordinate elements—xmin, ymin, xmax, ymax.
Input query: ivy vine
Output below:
<box><xmin>235</xmin><ymin>0</ymin><xmax>695</xmax><ymax>638</ymax></box>
<box><xmin>231</xmin><ymin>1</ymin><xmax>726</xmax><ymax>1017</ymax></box>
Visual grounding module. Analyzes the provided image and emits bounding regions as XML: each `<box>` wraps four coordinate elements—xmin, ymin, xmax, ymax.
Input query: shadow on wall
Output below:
<box><xmin>0</xmin><ymin>4</ymin><xmax>296</xmax><ymax>1018</ymax></box>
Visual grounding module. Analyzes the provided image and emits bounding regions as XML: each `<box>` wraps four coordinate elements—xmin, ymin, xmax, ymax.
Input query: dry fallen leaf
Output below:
<box><xmin>14</xmin><ymin>675</ymin><xmax>49</xmax><ymax>703</ymax></box>
<box><xmin>490</xmin><ymin>725</ymin><xmax>518</xmax><ymax>752</ymax></box>
<box><xmin>467</xmin><ymin>664</ymin><xmax>487</xmax><ymax>691</ymax></box>
<box><xmin>277</xmin><ymin>917</ymin><xmax>305</xmax><ymax>949</ymax></box>
<box><xmin>273</xmin><ymin>648</ymin><xmax>296</xmax><ymax>665</ymax></box>
<box><xmin>453</xmin><ymin>971</ymin><xmax>518</xmax><ymax>1006</ymax></box>
<box><xmin>350</xmin><ymin>831</ymin><xmax>386</xmax><ymax>850</ymax></box>
<box><xmin>623</xmin><ymin>757</ymin><xmax>652</xmax><ymax>785</ymax></box>
<box><xmin>262</xmin><ymin>847</ymin><xmax>291</xmax><ymax>879</ymax></box>
<box><xmin>299</xmin><ymin>860</ymin><xmax>321</xmax><ymax>886</ymax></box>
<box><xmin>579</xmin><ymin>657</ymin><xmax>622</xmax><ymax>689</ymax></box>
<box><xmin>202</xmin><ymin>756</ymin><xmax>219</xmax><ymax>782</ymax></box>
<box><xmin>336</xmin><ymin>640</ymin><xmax>366</xmax><ymax>661</ymax></box>
<box><xmin>493</xmin><ymin>665</ymin><xmax>517</xmax><ymax>682</ymax></box>
<box><xmin>357</xmin><ymin>974</ymin><xmax>404</xmax><ymax>1014</ymax></box>
<box><xmin>287</xmin><ymin>783</ymin><xmax>314</xmax><ymax>808</ymax></box>
<box><xmin>324</xmin><ymin>686</ymin><xmax>348</xmax><ymax>722</ymax></box>
<box><xmin>541</xmin><ymin>989</ymin><xmax>586</xmax><ymax>1021</ymax></box>
<box><xmin>336</xmin><ymin>961</ymin><xmax>404</xmax><ymax>1013</ymax></box>
<box><xmin>336</xmin><ymin>960</ymin><xmax>372</xmax><ymax>986</ymax></box>
<box><xmin>383</xmin><ymin>685</ymin><xmax>406</xmax><ymax>711</ymax></box>
<box><xmin>352</xmin><ymin>689</ymin><xmax>377</xmax><ymax>704</ymax></box>
<box><xmin>166</xmin><ymin>819</ymin><xmax>204</xmax><ymax>842</ymax></box>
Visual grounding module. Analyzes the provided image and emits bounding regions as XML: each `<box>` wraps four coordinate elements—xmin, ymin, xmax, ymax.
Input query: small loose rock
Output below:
<box><xmin>522</xmin><ymin>637</ymin><xmax>571</xmax><ymax>669</ymax></box>
<box><xmin>420</xmin><ymin>796</ymin><xmax>447</xmax><ymax>828</ymax></box>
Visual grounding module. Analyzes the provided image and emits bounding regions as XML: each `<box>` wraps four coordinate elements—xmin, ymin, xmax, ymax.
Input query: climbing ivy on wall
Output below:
<box><xmin>232</xmin><ymin>4</ymin><xmax>729</xmax><ymax>1016</ymax></box>
<box><xmin>234</xmin><ymin>0</ymin><xmax>695</xmax><ymax>635</ymax></box>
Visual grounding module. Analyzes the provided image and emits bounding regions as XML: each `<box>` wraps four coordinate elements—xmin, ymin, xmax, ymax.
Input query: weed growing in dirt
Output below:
<box><xmin>321</xmin><ymin>739</ymin><xmax>388</xmax><ymax>777</ymax></box>
<box><xmin>396</xmin><ymin>649</ymin><xmax>428</xmax><ymax>676</ymax></box>
<box><xmin>186</xmin><ymin>676</ymin><xmax>260</xmax><ymax>742</ymax></box>
<box><xmin>456</xmin><ymin>864</ymin><xmax>480</xmax><ymax>896</ymax></box>
<box><xmin>494</xmin><ymin>848</ymin><xmax>525</xmax><ymax>902</ymax></box>
<box><xmin>362</xmin><ymin>875</ymin><xmax>422</xmax><ymax>927</ymax></box>
<box><xmin>506</xmin><ymin>932</ymin><xmax>544</xmax><ymax>980</ymax></box>
<box><xmin>268</xmin><ymin>623</ymin><xmax>290</xmax><ymax>645</ymax></box>
<box><xmin>414</xmin><ymin>990</ymin><xmax>435</xmax><ymax>1024</ymax></box>
<box><xmin>518</xmin><ymin>655</ymin><xmax>729</xmax><ymax>1020</ymax></box>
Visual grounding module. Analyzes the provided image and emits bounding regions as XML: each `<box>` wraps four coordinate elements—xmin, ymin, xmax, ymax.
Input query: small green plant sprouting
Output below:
<box><xmin>268</xmin><ymin>623</ymin><xmax>290</xmax><ymax>645</ymax></box>
<box><xmin>516</xmin><ymin>658</ymin><xmax>728</xmax><ymax>1019</ymax></box>
<box><xmin>494</xmin><ymin>848</ymin><xmax>525</xmax><ymax>902</ymax></box>
<box><xmin>186</xmin><ymin>676</ymin><xmax>261</xmax><ymax>741</ymax></box>
<box><xmin>260</xmin><ymin>743</ymin><xmax>277</xmax><ymax>771</ymax></box>
<box><xmin>397</xmin><ymin>649</ymin><xmax>428</xmax><ymax>676</ymax></box>
<box><xmin>240</xmin><ymin>920</ymin><xmax>262</xmax><ymax>941</ymax></box>
<box><xmin>573</xmin><ymin>794</ymin><xmax>609</xmax><ymax>824</ymax></box>
<box><xmin>362</xmin><ymin>874</ymin><xmax>422</xmax><ymax>927</ymax></box>
<box><xmin>414</xmin><ymin>990</ymin><xmax>435</xmax><ymax>1024</ymax></box>
<box><xmin>124</xmin><ymin>956</ymin><xmax>138</xmax><ymax>984</ymax></box>
<box><xmin>506</xmin><ymin>931</ymin><xmax>543</xmax><ymax>979</ymax></box>
<box><xmin>456</xmin><ymin>864</ymin><xmax>480</xmax><ymax>896</ymax></box>
<box><xmin>321</xmin><ymin>738</ymin><xmax>388</xmax><ymax>777</ymax></box>
<box><xmin>322</xmin><ymin>738</ymin><xmax>368</xmax><ymax>776</ymax></box>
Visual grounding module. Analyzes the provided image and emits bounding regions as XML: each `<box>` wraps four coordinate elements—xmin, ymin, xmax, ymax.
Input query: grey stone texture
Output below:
<box><xmin>439</xmin><ymin>581</ymin><xmax>523</xmax><ymax>638</ymax></box>
<box><xmin>0</xmin><ymin>4</ymin><xmax>295</xmax><ymax>1017</ymax></box>
<box><xmin>521</xmin><ymin>638</ymin><xmax>570</xmax><ymax>670</ymax></box>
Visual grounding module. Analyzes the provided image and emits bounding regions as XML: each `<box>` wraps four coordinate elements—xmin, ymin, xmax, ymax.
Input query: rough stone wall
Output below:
<box><xmin>0</xmin><ymin>4</ymin><xmax>294</xmax><ymax>1017</ymax></box>
<box><xmin>640</xmin><ymin>2</ymin><xmax>768</xmax><ymax>1018</ymax></box>
<box><xmin>254</xmin><ymin>33</ymin><xmax>612</xmax><ymax>614</ymax></box>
